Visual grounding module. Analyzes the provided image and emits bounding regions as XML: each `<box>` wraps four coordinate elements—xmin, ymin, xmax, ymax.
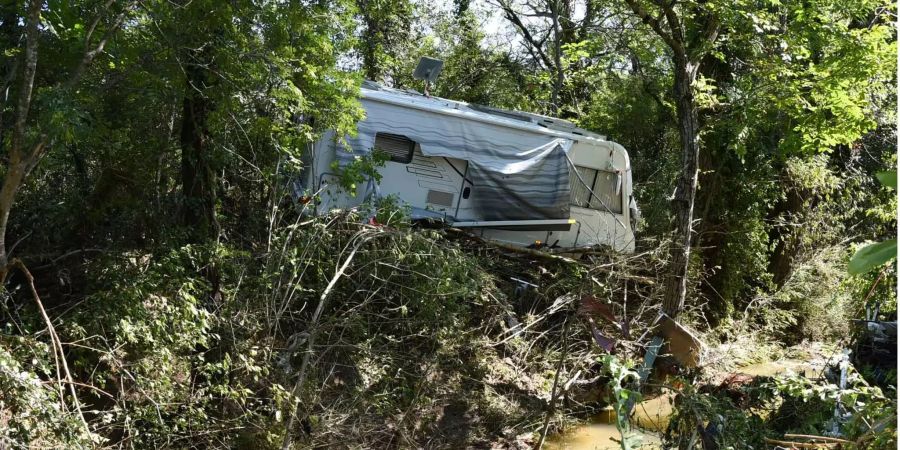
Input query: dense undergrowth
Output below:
<box><xmin>0</xmin><ymin>1</ymin><xmax>895</xmax><ymax>447</ymax></box>
<box><xmin>0</xmin><ymin>209</ymin><xmax>673</xmax><ymax>448</ymax></box>
<box><xmin>0</xmin><ymin>205</ymin><xmax>894</xmax><ymax>449</ymax></box>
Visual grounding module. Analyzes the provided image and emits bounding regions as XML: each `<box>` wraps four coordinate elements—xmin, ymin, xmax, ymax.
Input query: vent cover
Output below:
<box><xmin>426</xmin><ymin>190</ymin><xmax>454</xmax><ymax>207</ymax></box>
<box><xmin>374</xmin><ymin>133</ymin><xmax>415</xmax><ymax>164</ymax></box>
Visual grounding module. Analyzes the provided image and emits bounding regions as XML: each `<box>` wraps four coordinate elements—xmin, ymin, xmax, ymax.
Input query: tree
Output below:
<box><xmin>612</xmin><ymin>0</ymin><xmax>895</xmax><ymax>321</ymax></box>
<box><xmin>493</xmin><ymin>0</ymin><xmax>624</xmax><ymax>115</ymax></box>
<box><xmin>0</xmin><ymin>0</ymin><xmax>132</xmax><ymax>274</ymax></box>
<box><xmin>356</xmin><ymin>0</ymin><xmax>415</xmax><ymax>81</ymax></box>
<box><xmin>132</xmin><ymin>0</ymin><xmax>363</xmax><ymax>241</ymax></box>
<box><xmin>622</xmin><ymin>0</ymin><xmax>720</xmax><ymax>317</ymax></box>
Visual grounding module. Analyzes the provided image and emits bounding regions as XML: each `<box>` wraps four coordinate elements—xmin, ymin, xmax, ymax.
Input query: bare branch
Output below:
<box><xmin>24</xmin><ymin>137</ymin><xmax>47</xmax><ymax>172</ymax></box>
<box><xmin>495</xmin><ymin>0</ymin><xmax>557</xmax><ymax>70</ymax></box>
<box><xmin>281</xmin><ymin>229</ymin><xmax>389</xmax><ymax>450</ymax></box>
<box><xmin>651</xmin><ymin>0</ymin><xmax>686</xmax><ymax>47</ymax></box>
<box><xmin>83</xmin><ymin>0</ymin><xmax>117</xmax><ymax>48</ymax></box>
<box><xmin>12</xmin><ymin>259</ymin><xmax>91</xmax><ymax>437</ymax></box>
<box><xmin>65</xmin><ymin>0</ymin><xmax>136</xmax><ymax>90</ymax></box>
<box><xmin>622</xmin><ymin>0</ymin><xmax>681</xmax><ymax>54</ymax></box>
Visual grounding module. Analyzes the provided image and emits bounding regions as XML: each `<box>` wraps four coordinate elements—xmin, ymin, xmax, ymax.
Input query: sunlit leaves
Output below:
<box><xmin>732</xmin><ymin>0</ymin><xmax>895</xmax><ymax>155</ymax></box>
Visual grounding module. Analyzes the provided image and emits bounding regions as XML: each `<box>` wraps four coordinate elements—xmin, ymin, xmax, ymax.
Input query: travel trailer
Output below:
<box><xmin>298</xmin><ymin>80</ymin><xmax>638</xmax><ymax>253</ymax></box>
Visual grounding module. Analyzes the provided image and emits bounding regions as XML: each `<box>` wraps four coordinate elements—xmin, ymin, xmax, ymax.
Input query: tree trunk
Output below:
<box><xmin>662</xmin><ymin>53</ymin><xmax>701</xmax><ymax>318</ymax></box>
<box><xmin>0</xmin><ymin>163</ymin><xmax>27</xmax><ymax>268</ymax></box>
<box><xmin>179</xmin><ymin>60</ymin><xmax>217</xmax><ymax>239</ymax></box>
<box><xmin>0</xmin><ymin>0</ymin><xmax>41</xmax><ymax>271</ymax></box>
<box><xmin>767</xmin><ymin>170</ymin><xmax>806</xmax><ymax>287</ymax></box>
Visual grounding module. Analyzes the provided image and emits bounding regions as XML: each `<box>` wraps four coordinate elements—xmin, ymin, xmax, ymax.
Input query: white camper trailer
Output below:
<box><xmin>300</xmin><ymin>81</ymin><xmax>638</xmax><ymax>253</ymax></box>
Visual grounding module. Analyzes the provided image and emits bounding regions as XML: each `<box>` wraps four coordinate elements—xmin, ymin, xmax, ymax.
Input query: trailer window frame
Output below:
<box><xmin>569</xmin><ymin>166</ymin><xmax>623</xmax><ymax>214</ymax></box>
<box><xmin>374</xmin><ymin>132</ymin><xmax>416</xmax><ymax>164</ymax></box>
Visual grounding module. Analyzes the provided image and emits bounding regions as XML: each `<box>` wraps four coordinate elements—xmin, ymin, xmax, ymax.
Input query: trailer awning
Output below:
<box><xmin>337</xmin><ymin>97</ymin><xmax>574</xmax><ymax>221</ymax></box>
<box><xmin>451</xmin><ymin>218</ymin><xmax>575</xmax><ymax>231</ymax></box>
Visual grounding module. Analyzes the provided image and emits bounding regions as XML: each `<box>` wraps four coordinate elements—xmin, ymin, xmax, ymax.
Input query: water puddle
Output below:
<box><xmin>546</xmin><ymin>407</ymin><xmax>663</xmax><ymax>450</ymax></box>
<box><xmin>547</xmin><ymin>357</ymin><xmax>824</xmax><ymax>449</ymax></box>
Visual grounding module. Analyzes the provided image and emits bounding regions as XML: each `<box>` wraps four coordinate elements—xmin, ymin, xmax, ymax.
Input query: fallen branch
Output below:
<box><xmin>764</xmin><ymin>438</ymin><xmax>837</xmax><ymax>449</ymax></box>
<box><xmin>466</xmin><ymin>233</ymin><xmax>579</xmax><ymax>264</ymax></box>
<box><xmin>535</xmin><ymin>317</ymin><xmax>570</xmax><ymax>450</ymax></box>
<box><xmin>784</xmin><ymin>434</ymin><xmax>852</xmax><ymax>444</ymax></box>
<box><xmin>281</xmin><ymin>229</ymin><xmax>388</xmax><ymax>450</ymax></box>
<box><xmin>445</xmin><ymin>228</ymin><xmax>658</xmax><ymax>286</ymax></box>
<box><xmin>11</xmin><ymin>259</ymin><xmax>91</xmax><ymax>438</ymax></box>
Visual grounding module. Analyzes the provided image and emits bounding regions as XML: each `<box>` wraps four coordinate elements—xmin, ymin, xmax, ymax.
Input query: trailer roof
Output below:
<box><xmin>361</xmin><ymin>81</ymin><xmax>609</xmax><ymax>144</ymax></box>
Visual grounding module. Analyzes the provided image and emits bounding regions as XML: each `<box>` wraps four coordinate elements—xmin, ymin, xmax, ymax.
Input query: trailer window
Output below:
<box><xmin>374</xmin><ymin>132</ymin><xmax>416</xmax><ymax>164</ymax></box>
<box><xmin>589</xmin><ymin>170</ymin><xmax>623</xmax><ymax>214</ymax></box>
<box><xmin>569</xmin><ymin>166</ymin><xmax>595</xmax><ymax>208</ymax></box>
<box><xmin>569</xmin><ymin>166</ymin><xmax>623</xmax><ymax>214</ymax></box>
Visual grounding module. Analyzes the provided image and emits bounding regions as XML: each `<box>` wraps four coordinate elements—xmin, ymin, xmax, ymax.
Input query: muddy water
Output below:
<box><xmin>545</xmin><ymin>407</ymin><xmax>663</xmax><ymax>450</ymax></box>
<box><xmin>548</xmin><ymin>357</ymin><xmax>824</xmax><ymax>449</ymax></box>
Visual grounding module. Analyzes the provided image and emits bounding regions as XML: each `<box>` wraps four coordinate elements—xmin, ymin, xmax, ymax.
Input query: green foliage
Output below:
<box><xmin>590</xmin><ymin>0</ymin><xmax>897</xmax><ymax>325</ymax></box>
<box><xmin>354</xmin><ymin>0</ymin><xmax>416</xmax><ymax>81</ymax></box>
<box><xmin>372</xmin><ymin>194</ymin><xmax>411</xmax><ymax>227</ymax></box>
<box><xmin>0</xmin><ymin>342</ymin><xmax>91</xmax><ymax>448</ymax></box>
<box><xmin>0</xmin><ymin>0</ymin><xmax>896</xmax><ymax>447</ymax></box>
<box><xmin>667</xmin><ymin>366</ymin><xmax>896</xmax><ymax>449</ymax></box>
<box><xmin>753</xmin><ymin>246</ymin><xmax>856</xmax><ymax>343</ymax></box>
<box><xmin>259</xmin><ymin>213</ymin><xmax>600</xmax><ymax>447</ymax></box>
<box><xmin>876</xmin><ymin>171</ymin><xmax>897</xmax><ymax>189</ymax></box>
<box><xmin>716</xmin><ymin>0</ymin><xmax>896</xmax><ymax>156</ymax></box>
<box><xmin>598</xmin><ymin>355</ymin><xmax>643</xmax><ymax>450</ymax></box>
<box><xmin>331</xmin><ymin>150</ymin><xmax>388</xmax><ymax>195</ymax></box>
<box><xmin>850</xmin><ymin>170</ymin><xmax>898</xmax><ymax>275</ymax></box>
<box><xmin>850</xmin><ymin>239</ymin><xmax>899</xmax><ymax>275</ymax></box>
<box><xmin>765</xmin><ymin>366</ymin><xmax>895</xmax><ymax>441</ymax></box>
<box><xmin>665</xmin><ymin>381</ymin><xmax>768</xmax><ymax>449</ymax></box>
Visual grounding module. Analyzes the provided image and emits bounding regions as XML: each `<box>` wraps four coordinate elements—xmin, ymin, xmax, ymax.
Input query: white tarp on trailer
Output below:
<box><xmin>337</xmin><ymin>97</ymin><xmax>575</xmax><ymax>220</ymax></box>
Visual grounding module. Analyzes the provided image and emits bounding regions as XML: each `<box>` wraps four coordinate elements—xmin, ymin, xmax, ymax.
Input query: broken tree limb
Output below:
<box><xmin>444</xmin><ymin>228</ymin><xmax>656</xmax><ymax>286</ymax></box>
<box><xmin>535</xmin><ymin>317</ymin><xmax>570</xmax><ymax>450</ymax></box>
<box><xmin>764</xmin><ymin>438</ymin><xmax>837</xmax><ymax>449</ymax></box>
<box><xmin>784</xmin><ymin>434</ymin><xmax>852</xmax><ymax>444</ymax></box>
<box><xmin>478</xmin><ymin>236</ymin><xmax>580</xmax><ymax>264</ymax></box>
<box><xmin>281</xmin><ymin>229</ymin><xmax>388</xmax><ymax>450</ymax></box>
<box><xmin>11</xmin><ymin>259</ymin><xmax>91</xmax><ymax>438</ymax></box>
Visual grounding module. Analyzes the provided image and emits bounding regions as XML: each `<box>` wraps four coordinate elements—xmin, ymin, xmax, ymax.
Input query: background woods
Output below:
<box><xmin>0</xmin><ymin>0</ymin><xmax>895</xmax><ymax>448</ymax></box>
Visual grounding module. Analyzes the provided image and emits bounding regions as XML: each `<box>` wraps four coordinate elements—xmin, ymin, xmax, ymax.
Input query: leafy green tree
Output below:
<box><xmin>138</xmin><ymin>0</ymin><xmax>362</xmax><ymax>240</ymax></box>
<box><xmin>695</xmin><ymin>0</ymin><xmax>895</xmax><ymax>314</ymax></box>
<box><xmin>614</xmin><ymin>0</ymin><xmax>895</xmax><ymax>320</ymax></box>
<box><xmin>621</xmin><ymin>0</ymin><xmax>721</xmax><ymax>318</ymax></box>
<box><xmin>356</xmin><ymin>0</ymin><xmax>415</xmax><ymax>81</ymax></box>
<box><xmin>496</xmin><ymin>0</ymin><xmax>632</xmax><ymax>116</ymax></box>
<box><xmin>0</xmin><ymin>0</ymin><xmax>133</xmax><ymax>273</ymax></box>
